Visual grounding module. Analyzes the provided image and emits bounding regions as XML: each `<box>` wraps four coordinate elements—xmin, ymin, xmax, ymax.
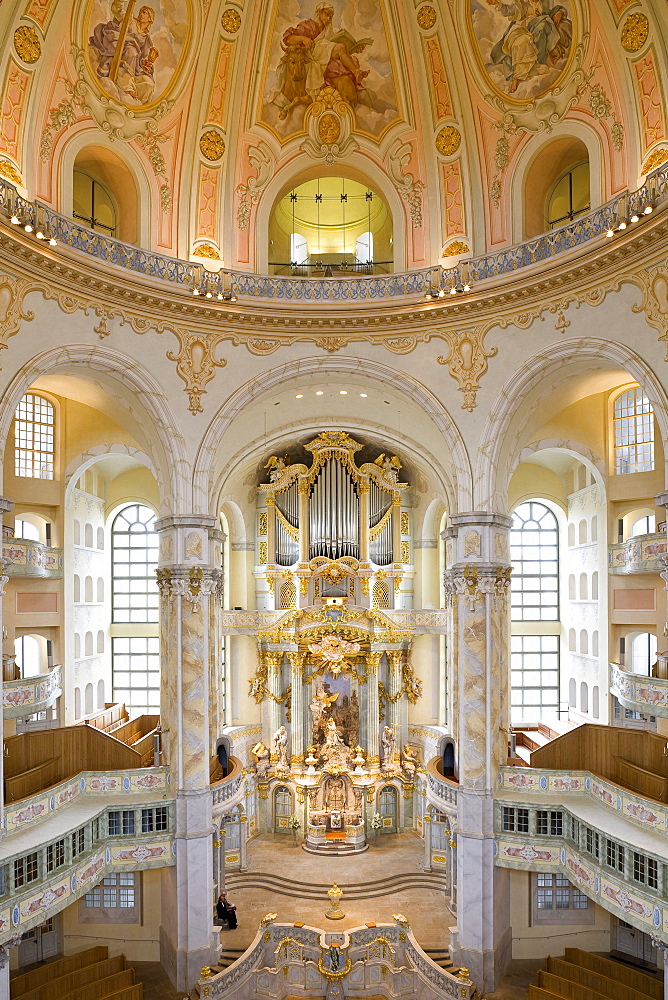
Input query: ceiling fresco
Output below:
<box><xmin>259</xmin><ymin>0</ymin><xmax>401</xmax><ymax>140</ymax></box>
<box><xmin>85</xmin><ymin>0</ymin><xmax>191</xmax><ymax>109</ymax></box>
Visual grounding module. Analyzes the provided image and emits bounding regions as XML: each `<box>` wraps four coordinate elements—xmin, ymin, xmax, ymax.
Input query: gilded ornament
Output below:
<box><xmin>417</xmin><ymin>5</ymin><xmax>437</xmax><ymax>29</ymax></box>
<box><xmin>200</xmin><ymin>129</ymin><xmax>226</xmax><ymax>161</ymax></box>
<box><xmin>259</xmin><ymin>541</ymin><xmax>268</xmax><ymax>564</ymax></box>
<box><xmin>259</xmin><ymin>511</ymin><xmax>268</xmax><ymax>535</ymax></box>
<box><xmin>0</xmin><ymin>161</ymin><xmax>22</xmax><ymax>185</ymax></box>
<box><xmin>401</xmin><ymin>540</ymin><xmax>410</xmax><ymax>564</ymax></box>
<box><xmin>442</xmin><ymin>240</ymin><xmax>469</xmax><ymax>257</ymax></box>
<box><xmin>642</xmin><ymin>148</ymin><xmax>668</xmax><ymax>174</ymax></box>
<box><xmin>318</xmin><ymin>112</ymin><xmax>341</xmax><ymax>145</ymax></box>
<box><xmin>435</xmin><ymin>125</ymin><xmax>461</xmax><ymax>157</ymax></box>
<box><xmin>193</xmin><ymin>243</ymin><xmax>221</xmax><ymax>260</ymax></box>
<box><xmin>14</xmin><ymin>25</ymin><xmax>41</xmax><ymax>63</ymax></box>
<box><xmin>621</xmin><ymin>12</ymin><xmax>649</xmax><ymax>52</ymax></box>
<box><xmin>400</xmin><ymin>511</ymin><xmax>409</xmax><ymax>535</ymax></box>
<box><xmin>221</xmin><ymin>8</ymin><xmax>241</xmax><ymax>33</ymax></box>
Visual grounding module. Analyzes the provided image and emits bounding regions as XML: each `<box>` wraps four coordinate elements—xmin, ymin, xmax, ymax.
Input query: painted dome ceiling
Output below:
<box><xmin>0</xmin><ymin>0</ymin><xmax>666</xmax><ymax>271</ymax></box>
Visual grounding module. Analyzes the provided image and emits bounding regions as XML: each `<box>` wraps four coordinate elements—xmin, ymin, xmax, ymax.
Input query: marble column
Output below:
<box><xmin>422</xmin><ymin>814</ymin><xmax>432</xmax><ymax>871</ymax></box>
<box><xmin>366</xmin><ymin>651</ymin><xmax>382</xmax><ymax>766</ymax></box>
<box><xmin>0</xmin><ymin>495</ymin><xmax>13</xmax><ymax>841</ymax></box>
<box><xmin>155</xmin><ymin>515</ymin><xmax>223</xmax><ymax>992</ymax></box>
<box><xmin>266</xmin><ymin>652</ymin><xmax>283</xmax><ymax>759</ymax></box>
<box><xmin>288</xmin><ymin>652</ymin><xmax>305</xmax><ymax>766</ymax></box>
<box><xmin>386</xmin><ymin>651</ymin><xmax>402</xmax><ymax>736</ymax></box>
<box><xmin>444</xmin><ymin>512</ymin><xmax>512</xmax><ymax>995</ymax></box>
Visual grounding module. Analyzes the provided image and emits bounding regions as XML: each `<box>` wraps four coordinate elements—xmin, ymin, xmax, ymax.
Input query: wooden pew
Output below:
<box><xmin>12</xmin><ymin>948</ymin><xmax>109</xmax><ymax>996</ymax></box>
<box><xmin>563</xmin><ymin>949</ymin><xmax>663</xmax><ymax>999</ymax></box>
<box><xmin>19</xmin><ymin>957</ymin><xmax>126</xmax><ymax>1000</ymax></box>
<box><xmin>547</xmin><ymin>957</ymin><xmax>649</xmax><ymax>1000</ymax></box>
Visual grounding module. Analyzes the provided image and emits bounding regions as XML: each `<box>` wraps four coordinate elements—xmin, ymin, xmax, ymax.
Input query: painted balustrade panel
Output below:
<box><xmin>610</xmin><ymin>662</ymin><xmax>668</xmax><ymax>716</ymax></box>
<box><xmin>609</xmin><ymin>533</ymin><xmax>668</xmax><ymax>574</ymax></box>
<box><xmin>2</xmin><ymin>538</ymin><xmax>63</xmax><ymax>577</ymax></box>
<box><xmin>495</xmin><ymin>838</ymin><xmax>668</xmax><ymax>944</ymax></box>
<box><xmin>3</xmin><ymin>665</ymin><xmax>62</xmax><ymax>718</ymax></box>
<box><xmin>499</xmin><ymin>766</ymin><xmax>668</xmax><ymax>842</ymax></box>
<box><xmin>4</xmin><ymin>767</ymin><xmax>172</xmax><ymax>833</ymax></box>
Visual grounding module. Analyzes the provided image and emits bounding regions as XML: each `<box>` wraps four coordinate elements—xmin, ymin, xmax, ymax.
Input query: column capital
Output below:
<box><xmin>154</xmin><ymin>514</ymin><xmax>218</xmax><ymax>532</ymax></box>
<box><xmin>0</xmin><ymin>497</ymin><xmax>13</xmax><ymax>515</ymax></box>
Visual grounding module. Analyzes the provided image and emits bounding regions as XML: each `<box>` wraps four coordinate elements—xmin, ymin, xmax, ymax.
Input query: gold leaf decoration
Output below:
<box><xmin>192</xmin><ymin>243</ymin><xmax>221</xmax><ymax>260</ymax></box>
<box><xmin>318</xmin><ymin>112</ymin><xmax>341</xmax><ymax>145</ymax></box>
<box><xmin>642</xmin><ymin>148</ymin><xmax>668</xmax><ymax>174</ymax></box>
<box><xmin>435</xmin><ymin>125</ymin><xmax>461</xmax><ymax>157</ymax></box>
<box><xmin>0</xmin><ymin>160</ymin><xmax>22</xmax><ymax>184</ymax></box>
<box><xmin>14</xmin><ymin>25</ymin><xmax>41</xmax><ymax>63</ymax></box>
<box><xmin>221</xmin><ymin>8</ymin><xmax>241</xmax><ymax>33</ymax></box>
<box><xmin>621</xmin><ymin>12</ymin><xmax>649</xmax><ymax>52</ymax></box>
<box><xmin>442</xmin><ymin>240</ymin><xmax>469</xmax><ymax>256</ymax></box>
<box><xmin>199</xmin><ymin>129</ymin><xmax>226</xmax><ymax>161</ymax></box>
<box><xmin>166</xmin><ymin>329</ymin><xmax>227</xmax><ymax>414</ymax></box>
<box><xmin>400</xmin><ymin>511</ymin><xmax>409</xmax><ymax>535</ymax></box>
<box><xmin>417</xmin><ymin>5</ymin><xmax>437</xmax><ymax>30</ymax></box>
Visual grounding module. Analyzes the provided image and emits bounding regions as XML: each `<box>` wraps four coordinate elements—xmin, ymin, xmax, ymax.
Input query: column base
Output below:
<box><xmin>160</xmin><ymin>926</ymin><xmax>221</xmax><ymax>992</ymax></box>
<box><xmin>450</xmin><ymin>924</ymin><xmax>512</xmax><ymax>994</ymax></box>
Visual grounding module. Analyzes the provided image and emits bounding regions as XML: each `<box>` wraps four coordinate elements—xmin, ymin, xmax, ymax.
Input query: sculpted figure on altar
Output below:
<box><xmin>382</xmin><ymin>725</ymin><xmax>397</xmax><ymax>768</ymax></box>
<box><xmin>321</xmin><ymin>717</ymin><xmax>351</xmax><ymax>767</ymax></box>
<box><xmin>273</xmin><ymin>725</ymin><xmax>289</xmax><ymax>769</ymax></box>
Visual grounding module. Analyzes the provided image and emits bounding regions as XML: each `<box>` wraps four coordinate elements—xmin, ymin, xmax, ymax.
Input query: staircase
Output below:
<box><xmin>529</xmin><ymin>947</ymin><xmax>664</xmax><ymax>1000</ymax></box>
<box><xmin>225</xmin><ymin>869</ymin><xmax>448</xmax><ymax>900</ymax></box>
<box><xmin>11</xmin><ymin>947</ymin><xmax>142</xmax><ymax>1000</ymax></box>
<box><xmin>209</xmin><ymin>948</ymin><xmax>245</xmax><ymax>974</ymax></box>
<box><xmin>425</xmin><ymin>947</ymin><xmax>458</xmax><ymax>974</ymax></box>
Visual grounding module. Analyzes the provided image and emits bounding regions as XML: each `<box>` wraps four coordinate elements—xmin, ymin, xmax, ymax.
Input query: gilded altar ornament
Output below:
<box><xmin>417</xmin><ymin>5</ymin><xmax>437</xmax><ymax>30</ymax></box>
<box><xmin>621</xmin><ymin>13</ymin><xmax>649</xmax><ymax>52</ymax></box>
<box><xmin>199</xmin><ymin>129</ymin><xmax>226</xmax><ymax>161</ymax></box>
<box><xmin>221</xmin><ymin>8</ymin><xmax>241</xmax><ymax>33</ymax></box>
<box><xmin>308</xmin><ymin>635</ymin><xmax>361</xmax><ymax>677</ymax></box>
<box><xmin>14</xmin><ymin>26</ymin><xmax>41</xmax><ymax>63</ymax></box>
<box><xmin>435</xmin><ymin>125</ymin><xmax>461</xmax><ymax>157</ymax></box>
<box><xmin>325</xmin><ymin>883</ymin><xmax>345</xmax><ymax>920</ymax></box>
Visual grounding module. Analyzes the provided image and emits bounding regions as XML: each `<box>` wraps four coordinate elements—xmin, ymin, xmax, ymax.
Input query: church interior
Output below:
<box><xmin>1</xmin><ymin>0</ymin><xmax>668</xmax><ymax>997</ymax></box>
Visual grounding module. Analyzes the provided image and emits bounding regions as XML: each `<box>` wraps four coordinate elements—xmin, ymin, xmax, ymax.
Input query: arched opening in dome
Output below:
<box><xmin>268</xmin><ymin>176</ymin><xmax>393</xmax><ymax>276</ymax></box>
<box><xmin>522</xmin><ymin>136</ymin><xmax>590</xmax><ymax>238</ymax></box>
<box><xmin>72</xmin><ymin>146</ymin><xmax>139</xmax><ymax>244</ymax></box>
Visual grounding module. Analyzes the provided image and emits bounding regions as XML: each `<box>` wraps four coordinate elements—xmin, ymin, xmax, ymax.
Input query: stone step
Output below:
<box><xmin>226</xmin><ymin>869</ymin><xmax>448</xmax><ymax>900</ymax></box>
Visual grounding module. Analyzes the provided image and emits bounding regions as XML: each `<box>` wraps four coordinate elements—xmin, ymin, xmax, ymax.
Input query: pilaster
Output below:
<box><xmin>288</xmin><ymin>652</ymin><xmax>306</xmax><ymax>765</ymax></box>
<box><xmin>0</xmin><ymin>495</ymin><xmax>13</xmax><ymax>843</ymax></box>
<box><xmin>444</xmin><ymin>511</ymin><xmax>512</xmax><ymax>994</ymax></box>
<box><xmin>366</xmin><ymin>651</ymin><xmax>382</xmax><ymax>766</ymax></box>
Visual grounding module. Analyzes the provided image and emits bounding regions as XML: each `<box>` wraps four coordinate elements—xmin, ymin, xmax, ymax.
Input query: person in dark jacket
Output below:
<box><xmin>216</xmin><ymin>891</ymin><xmax>237</xmax><ymax>929</ymax></box>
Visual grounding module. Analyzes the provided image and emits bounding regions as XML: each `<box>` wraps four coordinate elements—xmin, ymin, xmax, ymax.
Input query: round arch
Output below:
<box><xmin>193</xmin><ymin>355</ymin><xmax>473</xmax><ymax>516</ymax></box>
<box><xmin>255</xmin><ymin>153</ymin><xmax>408</xmax><ymax>272</ymax></box>
<box><xmin>64</xmin><ymin>444</ymin><xmax>158</xmax><ymax>507</ymax></box>
<box><xmin>475</xmin><ymin>338</ymin><xmax>668</xmax><ymax>514</ymax></box>
<box><xmin>0</xmin><ymin>345</ymin><xmax>188</xmax><ymax>513</ymax></box>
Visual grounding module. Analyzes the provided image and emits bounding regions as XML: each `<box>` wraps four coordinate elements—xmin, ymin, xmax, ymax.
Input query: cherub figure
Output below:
<box><xmin>264</xmin><ymin>455</ymin><xmax>290</xmax><ymax>482</ymax></box>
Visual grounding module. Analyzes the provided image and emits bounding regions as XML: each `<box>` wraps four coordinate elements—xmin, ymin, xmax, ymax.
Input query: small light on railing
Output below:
<box><xmin>644</xmin><ymin>205</ymin><xmax>653</xmax><ymax>215</ymax></box>
<box><xmin>425</xmin><ymin>291</ymin><xmax>432</xmax><ymax>300</ymax></box>
<box><xmin>10</xmin><ymin>214</ymin><xmax>19</xmax><ymax>225</ymax></box>
<box><xmin>205</xmin><ymin>291</ymin><xmax>212</xmax><ymax>298</ymax></box>
<box><xmin>438</xmin><ymin>289</ymin><xmax>446</xmax><ymax>298</ymax></box>
<box><xmin>230</xmin><ymin>294</ymin><xmax>237</xmax><ymax>302</ymax></box>
<box><xmin>463</xmin><ymin>283</ymin><xmax>471</xmax><ymax>293</ymax></box>
<box><xmin>606</xmin><ymin>228</ymin><xmax>614</xmax><ymax>238</ymax></box>
<box><xmin>217</xmin><ymin>292</ymin><xmax>223</xmax><ymax>300</ymax></box>
<box><xmin>193</xmin><ymin>288</ymin><xmax>200</xmax><ymax>296</ymax></box>
<box><xmin>618</xmin><ymin>220</ymin><xmax>627</xmax><ymax>230</ymax></box>
<box><xmin>24</xmin><ymin>223</ymin><xmax>32</xmax><ymax>233</ymax></box>
<box><xmin>450</xmin><ymin>286</ymin><xmax>457</xmax><ymax>296</ymax></box>
<box><xmin>35</xmin><ymin>230</ymin><xmax>45</xmax><ymax>239</ymax></box>
<box><xmin>631</xmin><ymin>213</ymin><xmax>640</xmax><ymax>223</ymax></box>
<box><xmin>49</xmin><ymin>236</ymin><xmax>57</xmax><ymax>246</ymax></box>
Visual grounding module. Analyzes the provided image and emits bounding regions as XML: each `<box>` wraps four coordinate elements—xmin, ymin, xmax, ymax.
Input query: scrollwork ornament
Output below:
<box><xmin>166</xmin><ymin>329</ymin><xmax>227</xmax><ymax>414</ymax></box>
<box><xmin>436</xmin><ymin>325</ymin><xmax>497</xmax><ymax>411</ymax></box>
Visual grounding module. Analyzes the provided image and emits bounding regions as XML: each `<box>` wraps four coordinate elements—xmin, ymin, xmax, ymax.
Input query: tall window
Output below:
<box><xmin>73</xmin><ymin>170</ymin><xmax>116</xmax><ymax>237</ymax></box>
<box><xmin>614</xmin><ymin>388</ymin><xmax>654</xmax><ymax>474</ymax></box>
<box><xmin>14</xmin><ymin>394</ymin><xmax>55</xmax><ymax>479</ymax></box>
<box><xmin>111</xmin><ymin>504</ymin><xmax>159</xmax><ymax>717</ymax></box>
<box><xmin>510</xmin><ymin>502</ymin><xmax>559</xmax><ymax>622</ymax></box>
<box><xmin>510</xmin><ymin>501</ymin><xmax>560</xmax><ymax>723</ymax></box>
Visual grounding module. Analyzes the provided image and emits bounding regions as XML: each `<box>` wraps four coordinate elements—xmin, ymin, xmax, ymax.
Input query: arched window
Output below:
<box><xmin>14</xmin><ymin>394</ymin><xmax>55</xmax><ymax>479</ymax></box>
<box><xmin>568</xmin><ymin>629</ymin><xmax>576</xmax><ymax>651</ymax></box>
<box><xmin>111</xmin><ymin>504</ymin><xmax>159</xmax><ymax>717</ymax></box>
<box><xmin>74</xmin><ymin>574</ymin><xmax>81</xmax><ymax>603</ymax></box>
<box><xmin>15</xmin><ymin>519</ymin><xmax>39</xmax><ymax>541</ymax></box>
<box><xmin>591</xmin><ymin>572</ymin><xmax>598</xmax><ymax>600</ymax></box>
<box><xmin>289</xmin><ymin>233</ymin><xmax>309</xmax><ymax>265</ymax></box>
<box><xmin>631</xmin><ymin>632</ymin><xmax>656</xmax><ymax>675</ymax></box>
<box><xmin>579</xmin><ymin>629</ymin><xmax>588</xmax><ymax>655</ymax></box>
<box><xmin>379</xmin><ymin>785</ymin><xmax>398</xmax><ymax>832</ymax></box>
<box><xmin>591</xmin><ymin>515</ymin><xmax>597</xmax><ymax>541</ymax></box>
<box><xmin>97</xmin><ymin>630</ymin><xmax>105</xmax><ymax>653</ymax></box>
<box><xmin>74</xmin><ymin>633</ymin><xmax>81</xmax><ymax>659</ymax></box>
<box><xmin>97</xmin><ymin>679</ymin><xmax>105</xmax><ymax>710</ymax></box>
<box><xmin>85</xmin><ymin>631</ymin><xmax>93</xmax><ymax>656</ymax></box>
<box><xmin>15</xmin><ymin>635</ymin><xmax>42</xmax><ymax>677</ymax></box>
<box><xmin>85</xmin><ymin>576</ymin><xmax>93</xmax><ymax>602</ymax></box>
<box><xmin>631</xmin><ymin>514</ymin><xmax>655</xmax><ymax>536</ymax></box>
<box><xmin>568</xmin><ymin>574</ymin><xmax>576</xmax><ymax>600</ymax></box>
<box><xmin>74</xmin><ymin>519</ymin><xmax>81</xmax><ymax>546</ymax></box>
<box><xmin>569</xmin><ymin>678</ymin><xmax>576</xmax><ymax>708</ymax></box>
<box><xmin>84</xmin><ymin>523</ymin><xmax>93</xmax><ymax>547</ymax></box>
<box><xmin>578</xmin><ymin>519</ymin><xmax>587</xmax><ymax>544</ymax></box>
<box><xmin>75</xmin><ymin>687</ymin><xmax>81</xmax><ymax>719</ymax></box>
<box><xmin>85</xmin><ymin>682</ymin><xmax>94</xmax><ymax>715</ymax></box>
<box><xmin>580</xmin><ymin>682</ymin><xmax>588</xmax><ymax>714</ymax></box>
<box><xmin>510</xmin><ymin>501</ymin><xmax>559</xmax><ymax>621</ymax></box>
<box><xmin>579</xmin><ymin>573</ymin><xmax>587</xmax><ymax>600</ymax></box>
<box><xmin>567</xmin><ymin>523</ymin><xmax>575</xmax><ymax>547</ymax></box>
<box><xmin>547</xmin><ymin>162</ymin><xmax>590</xmax><ymax>229</ymax></box>
<box><xmin>97</xmin><ymin>577</ymin><xmax>104</xmax><ymax>602</ymax></box>
<box><xmin>97</xmin><ymin>527</ymin><xmax>105</xmax><ymax>549</ymax></box>
<box><xmin>73</xmin><ymin>169</ymin><xmax>116</xmax><ymax>236</ymax></box>
<box><xmin>614</xmin><ymin>388</ymin><xmax>654</xmax><ymax>474</ymax></box>
<box><xmin>592</xmin><ymin>685</ymin><xmax>599</xmax><ymax>719</ymax></box>
<box><xmin>592</xmin><ymin>630</ymin><xmax>599</xmax><ymax>657</ymax></box>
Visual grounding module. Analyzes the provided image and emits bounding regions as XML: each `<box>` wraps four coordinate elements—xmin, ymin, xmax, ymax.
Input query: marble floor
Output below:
<box><xmin>222</xmin><ymin>833</ymin><xmax>456</xmax><ymax>952</ymax></box>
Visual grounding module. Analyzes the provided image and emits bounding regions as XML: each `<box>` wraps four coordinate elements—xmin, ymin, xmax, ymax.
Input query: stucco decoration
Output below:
<box><xmin>301</xmin><ymin>85</ymin><xmax>357</xmax><ymax>162</ymax></box>
<box><xmin>221</xmin><ymin>8</ymin><xmax>241</xmax><ymax>33</ymax></box>
<box><xmin>14</xmin><ymin>26</ymin><xmax>42</xmax><ymax>63</ymax></box>
<box><xmin>416</xmin><ymin>6</ymin><xmax>436</xmax><ymax>30</ymax></box>
<box><xmin>236</xmin><ymin>142</ymin><xmax>274</xmax><ymax>230</ymax></box>
<box><xmin>387</xmin><ymin>139</ymin><xmax>425</xmax><ymax>228</ymax></box>
<box><xmin>469</xmin><ymin>0</ymin><xmax>575</xmax><ymax>103</ymax></box>
<box><xmin>435</xmin><ymin>125</ymin><xmax>461</xmax><ymax>157</ymax></box>
<box><xmin>631</xmin><ymin>265</ymin><xmax>668</xmax><ymax>360</ymax></box>
<box><xmin>642</xmin><ymin>148</ymin><xmax>668</xmax><ymax>173</ymax></box>
<box><xmin>166</xmin><ymin>328</ymin><xmax>227</xmax><ymax>414</ymax></box>
<box><xmin>199</xmin><ymin>128</ymin><xmax>226</xmax><ymax>161</ymax></box>
<box><xmin>192</xmin><ymin>243</ymin><xmax>221</xmax><ymax>260</ymax></box>
<box><xmin>85</xmin><ymin>0</ymin><xmax>191</xmax><ymax>110</ymax></box>
<box><xmin>0</xmin><ymin>161</ymin><xmax>22</xmax><ymax>184</ymax></box>
<box><xmin>621</xmin><ymin>12</ymin><xmax>649</xmax><ymax>53</ymax></box>
<box><xmin>260</xmin><ymin>0</ymin><xmax>400</xmax><ymax>141</ymax></box>
<box><xmin>437</xmin><ymin>325</ymin><xmax>497</xmax><ymax>412</ymax></box>
<box><xmin>442</xmin><ymin>240</ymin><xmax>469</xmax><ymax>256</ymax></box>
<box><xmin>0</xmin><ymin>275</ymin><xmax>34</xmax><ymax>347</ymax></box>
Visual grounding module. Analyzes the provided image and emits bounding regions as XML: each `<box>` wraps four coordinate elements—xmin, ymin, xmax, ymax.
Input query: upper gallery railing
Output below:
<box><xmin>2</xmin><ymin>537</ymin><xmax>63</xmax><ymax>578</ymax></box>
<box><xmin>609</xmin><ymin>532</ymin><xmax>667</xmax><ymax>574</ymax></box>
<box><xmin>0</xmin><ymin>162</ymin><xmax>666</xmax><ymax>304</ymax></box>
<box><xmin>3</xmin><ymin>664</ymin><xmax>61</xmax><ymax>719</ymax></box>
<box><xmin>610</xmin><ymin>661</ymin><xmax>668</xmax><ymax>717</ymax></box>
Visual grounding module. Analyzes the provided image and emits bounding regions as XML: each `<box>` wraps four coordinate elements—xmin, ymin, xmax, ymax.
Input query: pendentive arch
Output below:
<box><xmin>475</xmin><ymin>339</ymin><xmax>668</xmax><ymax>513</ymax></box>
<box><xmin>193</xmin><ymin>356</ymin><xmax>473</xmax><ymax>516</ymax></box>
<box><xmin>0</xmin><ymin>345</ymin><xmax>188</xmax><ymax>513</ymax></box>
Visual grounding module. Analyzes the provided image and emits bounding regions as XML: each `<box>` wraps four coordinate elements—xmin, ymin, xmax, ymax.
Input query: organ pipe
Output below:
<box><xmin>309</xmin><ymin>458</ymin><xmax>359</xmax><ymax>559</ymax></box>
<box><xmin>275</xmin><ymin>482</ymin><xmax>299</xmax><ymax>566</ymax></box>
